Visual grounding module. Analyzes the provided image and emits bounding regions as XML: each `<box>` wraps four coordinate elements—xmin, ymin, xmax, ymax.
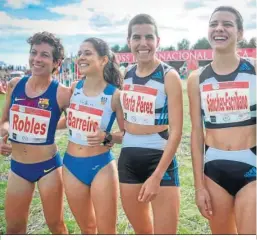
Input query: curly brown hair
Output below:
<box><xmin>27</xmin><ymin>31</ymin><xmax>64</xmax><ymax>63</ymax></box>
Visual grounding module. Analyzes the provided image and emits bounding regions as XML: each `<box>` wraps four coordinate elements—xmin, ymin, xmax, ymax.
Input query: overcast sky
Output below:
<box><xmin>0</xmin><ymin>0</ymin><xmax>256</xmax><ymax>66</ymax></box>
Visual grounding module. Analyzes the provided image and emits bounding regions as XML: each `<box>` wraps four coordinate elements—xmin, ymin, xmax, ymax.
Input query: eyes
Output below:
<box><xmin>209</xmin><ymin>22</ymin><xmax>234</xmax><ymax>28</ymax></box>
<box><xmin>30</xmin><ymin>50</ymin><xmax>51</xmax><ymax>58</ymax></box>
<box><xmin>77</xmin><ymin>51</ymin><xmax>92</xmax><ymax>57</ymax></box>
<box><xmin>132</xmin><ymin>35</ymin><xmax>155</xmax><ymax>41</ymax></box>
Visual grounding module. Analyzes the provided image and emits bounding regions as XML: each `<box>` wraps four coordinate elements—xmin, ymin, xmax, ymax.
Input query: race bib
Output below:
<box><xmin>9</xmin><ymin>104</ymin><xmax>51</xmax><ymax>143</ymax></box>
<box><xmin>66</xmin><ymin>103</ymin><xmax>103</xmax><ymax>140</ymax></box>
<box><xmin>121</xmin><ymin>84</ymin><xmax>157</xmax><ymax>125</ymax></box>
<box><xmin>201</xmin><ymin>81</ymin><xmax>251</xmax><ymax>124</ymax></box>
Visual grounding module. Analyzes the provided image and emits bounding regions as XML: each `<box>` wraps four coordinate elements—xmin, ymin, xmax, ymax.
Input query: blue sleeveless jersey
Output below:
<box><xmin>121</xmin><ymin>62</ymin><xmax>174</xmax><ymax>150</ymax></box>
<box><xmin>121</xmin><ymin>62</ymin><xmax>173</xmax><ymax>125</ymax></box>
<box><xmin>9</xmin><ymin>76</ymin><xmax>61</xmax><ymax>145</ymax></box>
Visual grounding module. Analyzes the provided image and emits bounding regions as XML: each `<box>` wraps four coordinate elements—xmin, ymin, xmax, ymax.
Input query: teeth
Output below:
<box><xmin>80</xmin><ymin>63</ymin><xmax>88</xmax><ymax>67</ymax></box>
<box><xmin>34</xmin><ymin>65</ymin><xmax>42</xmax><ymax>68</ymax></box>
<box><xmin>214</xmin><ymin>36</ymin><xmax>226</xmax><ymax>40</ymax></box>
<box><xmin>138</xmin><ymin>50</ymin><xmax>149</xmax><ymax>54</ymax></box>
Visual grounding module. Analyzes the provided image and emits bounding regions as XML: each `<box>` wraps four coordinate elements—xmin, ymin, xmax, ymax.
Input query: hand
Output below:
<box><xmin>105</xmin><ymin>142</ymin><xmax>114</xmax><ymax>148</ymax></box>
<box><xmin>0</xmin><ymin>135</ymin><xmax>12</xmax><ymax>157</ymax></box>
<box><xmin>138</xmin><ymin>175</ymin><xmax>161</xmax><ymax>203</ymax></box>
<box><xmin>87</xmin><ymin>128</ymin><xmax>105</xmax><ymax>147</ymax></box>
<box><xmin>195</xmin><ymin>187</ymin><xmax>213</xmax><ymax>220</ymax></box>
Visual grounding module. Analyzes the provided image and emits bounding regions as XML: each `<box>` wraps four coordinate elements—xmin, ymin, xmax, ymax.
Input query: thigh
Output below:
<box><xmin>63</xmin><ymin>166</ymin><xmax>96</xmax><ymax>234</ymax></box>
<box><xmin>151</xmin><ymin>186</ymin><xmax>180</xmax><ymax>234</ymax></box>
<box><xmin>91</xmin><ymin>160</ymin><xmax>118</xmax><ymax>234</ymax></box>
<box><xmin>5</xmin><ymin>171</ymin><xmax>35</xmax><ymax>233</ymax></box>
<box><xmin>235</xmin><ymin>181</ymin><xmax>256</xmax><ymax>234</ymax></box>
<box><xmin>37</xmin><ymin>167</ymin><xmax>65</xmax><ymax>226</ymax></box>
<box><xmin>120</xmin><ymin>183</ymin><xmax>153</xmax><ymax>234</ymax></box>
<box><xmin>204</xmin><ymin>175</ymin><xmax>237</xmax><ymax>234</ymax></box>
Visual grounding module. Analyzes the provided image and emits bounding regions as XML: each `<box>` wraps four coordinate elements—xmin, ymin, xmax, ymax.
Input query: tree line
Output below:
<box><xmin>111</xmin><ymin>37</ymin><xmax>256</xmax><ymax>53</ymax></box>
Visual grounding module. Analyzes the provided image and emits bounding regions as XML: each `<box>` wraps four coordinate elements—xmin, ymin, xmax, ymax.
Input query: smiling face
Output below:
<box><xmin>77</xmin><ymin>41</ymin><xmax>107</xmax><ymax>76</ymax></box>
<box><xmin>29</xmin><ymin>43</ymin><xmax>58</xmax><ymax>76</ymax></box>
<box><xmin>128</xmin><ymin>24</ymin><xmax>160</xmax><ymax>63</ymax></box>
<box><xmin>208</xmin><ymin>11</ymin><xmax>243</xmax><ymax>52</ymax></box>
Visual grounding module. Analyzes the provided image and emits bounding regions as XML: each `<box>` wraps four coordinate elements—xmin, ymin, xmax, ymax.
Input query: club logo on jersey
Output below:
<box><xmin>38</xmin><ymin>98</ymin><xmax>49</xmax><ymax>109</ymax></box>
<box><xmin>101</xmin><ymin>96</ymin><xmax>108</xmax><ymax>105</ymax></box>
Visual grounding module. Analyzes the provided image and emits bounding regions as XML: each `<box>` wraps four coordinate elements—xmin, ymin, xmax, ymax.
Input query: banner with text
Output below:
<box><xmin>116</xmin><ymin>48</ymin><xmax>256</xmax><ymax>63</ymax></box>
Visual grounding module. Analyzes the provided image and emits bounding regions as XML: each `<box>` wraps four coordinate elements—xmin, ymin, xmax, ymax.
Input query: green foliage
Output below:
<box><xmin>177</xmin><ymin>39</ymin><xmax>190</xmax><ymax>50</ymax></box>
<box><xmin>248</xmin><ymin>37</ymin><xmax>256</xmax><ymax>48</ymax></box>
<box><xmin>192</xmin><ymin>38</ymin><xmax>211</xmax><ymax>49</ymax></box>
<box><xmin>238</xmin><ymin>38</ymin><xmax>249</xmax><ymax>48</ymax></box>
<box><xmin>111</xmin><ymin>44</ymin><xmax>120</xmax><ymax>53</ymax></box>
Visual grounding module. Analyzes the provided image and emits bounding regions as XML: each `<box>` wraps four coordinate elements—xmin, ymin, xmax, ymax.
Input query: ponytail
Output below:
<box><xmin>103</xmin><ymin>52</ymin><xmax>123</xmax><ymax>90</ymax></box>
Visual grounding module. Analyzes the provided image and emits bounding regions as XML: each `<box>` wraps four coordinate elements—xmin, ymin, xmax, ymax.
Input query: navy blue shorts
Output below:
<box><xmin>204</xmin><ymin>145</ymin><xmax>256</xmax><ymax>196</ymax></box>
<box><xmin>11</xmin><ymin>152</ymin><xmax>62</xmax><ymax>183</ymax></box>
<box><xmin>118</xmin><ymin>147</ymin><xmax>180</xmax><ymax>186</ymax></box>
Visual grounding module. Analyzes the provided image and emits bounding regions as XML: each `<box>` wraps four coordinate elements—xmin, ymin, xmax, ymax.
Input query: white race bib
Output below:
<box><xmin>9</xmin><ymin>104</ymin><xmax>51</xmax><ymax>143</ymax></box>
<box><xmin>121</xmin><ymin>84</ymin><xmax>157</xmax><ymax>125</ymax></box>
<box><xmin>201</xmin><ymin>81</ymin><xmax>251</xmax><ymax>124</ymax></box>
<box><xmin>67</xmin><ymin>103</ymin><xmax>103</xmax><ymax>140</ymax></box>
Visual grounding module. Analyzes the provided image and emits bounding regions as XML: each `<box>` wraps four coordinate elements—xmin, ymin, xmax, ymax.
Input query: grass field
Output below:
<box><xmin>0</xmin><ymin>83</ymin><xmax>210</xmax><ymax>234</ymax></box>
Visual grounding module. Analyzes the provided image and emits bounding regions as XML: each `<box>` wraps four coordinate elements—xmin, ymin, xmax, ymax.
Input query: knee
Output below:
<box><xmin>80</xmin><ymin>222</ymin><xmax>97</xmax><ymax>234</ymax></box>
<box><xmin>46</xmin><ymin>219</ymin><xmax>68</xmax><ymax>234</ymax></box>
<box><xmin>6</xmin><ymin>222</ymin><xmax>27</xmax><ymax>234</ymax></box>
<box><xmin>134</xmin><ymin>225</ymin><xmax>153</xmax><ymax>234</ymax></box>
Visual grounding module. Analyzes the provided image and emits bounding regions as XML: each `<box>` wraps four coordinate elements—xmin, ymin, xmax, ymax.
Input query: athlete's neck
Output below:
<box><xmin>83</xmin><ymin>75</ymin><xmax>107</xmax><ymax>96</ymax></box>
<box><xmin>28</xmin><ymin>75</ymin><xmax>52</xmax><ymax>91</ymax></box>
<box><xmin>136</xmin><ymin>58</ymin><xmax>160</xmax><ymax>77</ymax></box>
<box><xmin>211</xmin><ymin>50</ymin><xmax>240</xmax><ymax>75</ymax></box>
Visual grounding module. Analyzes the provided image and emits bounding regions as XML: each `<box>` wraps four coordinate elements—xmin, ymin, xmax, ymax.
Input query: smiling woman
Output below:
<box><xmin>187</xmin><ymin>6</ymin><xmax>256</xmax><ymax>235</ymax></box>
<box><xmin>0</xmin><ymin>31</ymin><xmax>71</xmax><ymax>234</ymax></box>
<box><xmin>118</xmin><ymin>14</ymin><xmax>183</xmax><ymax>234</ymax></box>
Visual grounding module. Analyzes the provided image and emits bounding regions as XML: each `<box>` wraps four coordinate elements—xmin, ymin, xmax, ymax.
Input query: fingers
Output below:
<box><xmin>0</xmin><ymin>141</ymin><xmax>12</xmax><ymax>156</ymax></box>
<box><xmin>197</xmin><ymin>204</ymin><xmax>211</xmax><ymax>220</ymax></box>
<box><xmin>0</xmin><ymin>148</ymin><xmax>11</xmax><ymax>156</ymax></box>
<box><xmin>205</xmin><ymin>195</ymin><xmax>213</xmax><ymax>216</ymax></box>
<box><xmin>3</xmin><ymin>134</ymin><xmax>8</xmax><ymax>143</ymax></box>
<box><xmin>145</xmin><ymin>192</ymin><xmax>157</xmax><ymax>203</ymax></box>
<box><xmin>138</xmin><ymin>185</ymin><xmax>145</xmax><ymax>202</ymax></box>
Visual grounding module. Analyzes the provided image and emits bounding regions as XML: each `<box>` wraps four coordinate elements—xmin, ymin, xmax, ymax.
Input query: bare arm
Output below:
<box><xmin>56</xmin><ymin>81</ymin><xmax>75</xmax><ymax>130</ymax></box>
<box><xmin>187</xmin><ymin>70</ymin><xmax>205</xmax><ymax>189</ymax></box>
<box><xmin>152</xmin><ymin>70</ymin><xmax>183</xmax><ymax>180</ymax></box>
<box><xmin>110</xmin><ymin>89</ymin><xmax>124</xmax><ymax>144</ymax></box>
<box><xmin>0</xmin><ymin>77</ymin><xmax>20</xmax><ymax>136</ymax></box>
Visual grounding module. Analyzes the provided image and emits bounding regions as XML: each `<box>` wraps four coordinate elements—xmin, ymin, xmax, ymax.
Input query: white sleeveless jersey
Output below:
<box><xmin>67</xmin><ymin>80</ymin><xmax>117</xmax><ymax>146</ymax></box>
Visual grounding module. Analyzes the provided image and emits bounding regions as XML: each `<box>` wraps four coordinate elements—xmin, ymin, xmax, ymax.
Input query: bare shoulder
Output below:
<box><xmin>187</xmin><ymin>69</ymin><xmax>200</xmax><ymax>89</ymax></box>
<box><xmin>111</xmin><ymin>88</ymin><xmax>121</xmax><ymax>107</ymax></box>
<box><xmin>165</xmin><ymin>68</ymin><xmax>181</xmax><ymax>80</ymax></box>
<box><xmin>164</xmin><ymin>69</ymin><xmax>182</xmax><ymax>89</ymax></box>
<box><xmin>58</xmin><ymin>82</ymin><xmax>71</xmax><ymax>95</ymax></box>
<box><xmin>8</xmin><ymin>77</ymin><xmax>22</xmax><ymax>90</ymax></box>
<box><xmin>57</xmin><ymin>82</ymin><xmax>72</xmax><ymax>109</ymax></box>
